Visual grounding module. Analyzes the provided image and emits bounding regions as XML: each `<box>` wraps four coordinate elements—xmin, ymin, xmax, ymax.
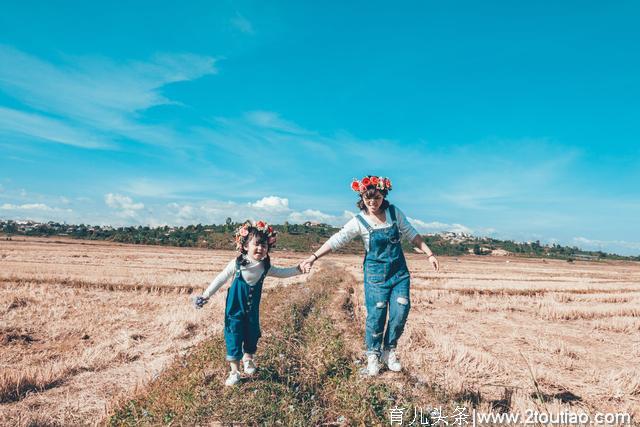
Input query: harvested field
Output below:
<box><xmin>339</xmin><ymin>254</ymin><xmax>640</xmax><ymax>421</ymax></box>
<box><xmin>1</xmin><ymin>237</ymin><xmax>639</xmax><ymax>425</ymax></box>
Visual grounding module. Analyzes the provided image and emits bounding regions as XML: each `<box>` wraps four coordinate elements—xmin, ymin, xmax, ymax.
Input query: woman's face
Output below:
<box><xmin>244</xmin><ymin>235</ymin><xmax>269</xmax><ymax>260</ymax></box>
<box><xmin>363</xmin><ymin>190</ymin><xmax>384</xmax><ymax>214</ymax></box>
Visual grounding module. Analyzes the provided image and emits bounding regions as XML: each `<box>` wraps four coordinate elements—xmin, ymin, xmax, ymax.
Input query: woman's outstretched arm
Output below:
<box><xmin>300</xmin><ymin>217</ymin><xmax>361</xmax><ymax>271</ymax></box>
<box><xmin>300</xmin><ymin>240</ymin><xmax>333</xmax><ymax>271</ymax></box>
<box><xmin>411</xmin><ymin>235</ymin><xmax>439</xmax><ymax>271</ymax></box>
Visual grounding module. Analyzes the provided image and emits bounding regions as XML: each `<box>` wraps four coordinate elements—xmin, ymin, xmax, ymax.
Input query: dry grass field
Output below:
<box><xmin>0</xmin><ymin>237</ymin><xmax>303</xmax><ymax>426</ymax></box>
<box><xmin>336</xmin><ymin>253</ymin><xmax>640</xmax><ymax>421</ymax></box>
<box><xmin>1</xmin><ymin>237</ymin><xmax>639</xmax><ymax>425</ymax></box>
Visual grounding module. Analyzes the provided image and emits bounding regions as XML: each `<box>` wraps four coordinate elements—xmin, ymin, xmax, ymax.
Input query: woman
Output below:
<box><xmin>301</xmin><ymin>175</ymin><xmax>439</xmax><ymax>376</ymax></box>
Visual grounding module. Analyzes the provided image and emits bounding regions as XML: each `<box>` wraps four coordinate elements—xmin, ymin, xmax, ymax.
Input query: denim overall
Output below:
<box><xmin>224</xmin><ymin>257</ymin><xmax>270</xmax><ymax>361</ymax></box>
<box><xmin>357</xmin><ymin>205</ymin><xmax>411</xmax><ymax>357</ymax></box>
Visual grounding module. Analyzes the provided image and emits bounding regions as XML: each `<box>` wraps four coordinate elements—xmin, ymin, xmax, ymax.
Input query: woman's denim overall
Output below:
<box><xmin>357</xmin><ymin>205</ymin><xmax>411</xmax><ymax>357</ymax></box>
<box><xmin>224</xmin><ymin>258</ymin><xmax>270</xmax><ymax>361</ymax></box>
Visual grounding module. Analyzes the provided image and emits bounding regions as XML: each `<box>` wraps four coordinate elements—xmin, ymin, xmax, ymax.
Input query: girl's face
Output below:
<box><xmin>363</xmin><ymin>190</ymin><xmax>384</xmax><ymax>214</ymax></box>
<box><xmin>244</xmin><ymin>235</ymin><xmax>269</xmax><ymax>261</ymax></box>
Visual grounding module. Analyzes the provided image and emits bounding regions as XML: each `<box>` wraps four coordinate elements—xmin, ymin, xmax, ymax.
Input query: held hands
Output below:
<box><xmin>299</xmin><ymin>255</ymin><xmax>317</xmax><ymax>274</ymax></box>
<box><xmin>191</xmin><ymin>294</ymin><xmax>209</xmax><ymax>309</ymax></box>
<box><xmin>298</xmin><ymin>262</ymin><xmax>312</xmax><ymax>274</ymax></box>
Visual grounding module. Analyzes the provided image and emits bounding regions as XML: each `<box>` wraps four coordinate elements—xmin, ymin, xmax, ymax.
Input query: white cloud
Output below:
<box><xmin>1</xmin><ymin>203</ymin><xmax>54</xmax><ymax>211</ymax></box>
<box><xmin>0</xmin><ymin>203</ymin><xmax>73</xmax><ymax>222</ymax></box>
<box><xmin>168</xmin><ymin>202</ymin><xmax>195</xmax><ymax>220</ymax></box>
<box><xmin>249</xmin><ymin>196</ymin><xmax>290</xmax><ymax>211</ymax></box>
<box><xmin>105</xmin><ymin>193</ymin><xmax>144</xmax><ymax>218</ymax></box>
<box><xmin>231</xmin><ymin>12</ymin><xmax>255</xmax><ymax>34</ymax></box>
<box><xmin>105</xmin><ymin>193</ymin><xmax>144</xmax><ymax>210</ymax></box>
<box><xmin>158</xmin><ymin>197</ymin><xmax>355</xmax><ymax>228</ymax></box>
<box><xmin>408</xmin><ymin>217</ymin><xmax>473</xmax><ymax>234</ymax></box>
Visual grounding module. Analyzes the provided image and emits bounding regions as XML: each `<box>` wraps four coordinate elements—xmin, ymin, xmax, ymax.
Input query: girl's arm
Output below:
<box><xmin>268</xmin><ymin>265</ymin><xmax>304</xmax><ymax>278</ymax></box>
<box><xmin>193</xmin><ymin>260</ymin><xmax>236</xmax><ymax>309</ymax></box>
<box><xmin>202</xmin><ymin>260</ymin><xmax>236</xmax><ymax>298</ymax></box>
<box><xmin>301</xmin><ymin>217</ymin><xmax>360</xmax><ymax>270</ymax></box>
<box><xmin>396</xmin><ymin>207</ymin><xmax>439</xmax><ymax>272</ymax></box>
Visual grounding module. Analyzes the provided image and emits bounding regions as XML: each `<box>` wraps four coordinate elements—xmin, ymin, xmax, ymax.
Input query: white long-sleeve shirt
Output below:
<box><xmin>203</xmin><ymin>258</ymin><xmax>301</xmax><ymax>298</ymax></box>
<box><xmin>327</xmin><ymin>206</ymin><xmax>419</xmax><ymax>252</ymax></box>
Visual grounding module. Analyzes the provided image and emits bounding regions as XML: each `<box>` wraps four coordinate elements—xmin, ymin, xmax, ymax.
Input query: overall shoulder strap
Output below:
<box><xmin>356</xmin><ymin>213</ymin><xmax>373</xmax><ymax>232</ymax></box>
<box><xmin>259</xmin><ymin>257</ymin><xmax>271</xmax><ymax>282</ymax></box>
<box><xmin>234</xmin><ymin>257</ymin><xmax>242</xmax><ymax>277</ymax></box>
<box><xmin>388</xmin><ymin>204</ymin><xmax>398</xmax><ymax>224</ymax></box>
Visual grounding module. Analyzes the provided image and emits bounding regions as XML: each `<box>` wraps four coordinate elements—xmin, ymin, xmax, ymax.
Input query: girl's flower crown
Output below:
<box><xmin>234</xmin><ymin>220</ymin><xmax>277</xmax><ymax>250</ymax></box>
<box><xmin>351</xmin><ymin>175</ymin><xmax>392</xmax><ymax>194</ymax></box>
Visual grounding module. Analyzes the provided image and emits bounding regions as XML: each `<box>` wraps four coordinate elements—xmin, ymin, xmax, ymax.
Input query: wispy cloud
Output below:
<box><xmin>0</xmin><ymin>106</ymin><xmax>110</xmax><ymax>149</ymax></box>
<box><xmin>0</xmin><ymin>45</ymin><xmax>217</xmax><ymax>149</ymax></box>
<box><xmin>572</xmin><ymin>236</ymin><xmax>640</xmax><ymax>252</ymax></box>
<box><xmin>1</xmin><ymin>203</ymin><xmax>59</xmax><ymax>211</ymax></box>
<box><xmin>244</xmin><ymin>111</ymin><xmax>311</xmax><ymax>135</ymax></box>
<box><xmin>434</xmin><ymin>140</ymin><xmax>581</xmax><ymax>210</ymax></box>
<box><xmin>231</xmin><ymin>12</ymin><xmax>254</xmax><ymax>34</ymax></box>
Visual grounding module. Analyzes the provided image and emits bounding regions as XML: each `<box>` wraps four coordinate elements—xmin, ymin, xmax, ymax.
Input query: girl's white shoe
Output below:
<box><xmin>383</xmin><ymin>349</ymin><xmax>402</xmax><ymax>372</ymax></box>
<box><xmin>366</xmin><ymin>354</ymin><xmax>381</xmax><ymax>376</ymax></box>
<box><xmin>225</xmin><ymin>371</ymin><xmax>242</xmax><ymax>386</ymax></box>
<box><xmin>243</xmin><ymin>358</ymin><xmax>257</xmax><ymax>375</ymax></box>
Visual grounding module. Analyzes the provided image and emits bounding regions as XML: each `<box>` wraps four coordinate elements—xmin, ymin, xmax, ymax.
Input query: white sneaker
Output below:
<box><xmin>243</xmin><ymin>358</ymin><xmax>257</xmax><ymax>376</ymax></box>
<box><xmin>383</xmin><ymin>349</ymin><xmax>402</xmax><ymax>372</ymax></box>
<box><xmin>366</xmin><ymin>354</ymin><xmax>381</xmax><ymax>376</ymax></box>
<box><xmin>225</xmin><ymin>371</ymin><xmax>241</xmax><ymax>386</ymax></box>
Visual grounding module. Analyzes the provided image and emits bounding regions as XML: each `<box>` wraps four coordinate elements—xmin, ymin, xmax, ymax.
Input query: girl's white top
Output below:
<box><xmin>203</xmin><ymin>258</ymin><xmax>300</xmax><ymax>298</ymax></box>
<box><xmin>327</xmin><ymin>206</ymin><xmax>419</xmax><ymax>252</ymax></box>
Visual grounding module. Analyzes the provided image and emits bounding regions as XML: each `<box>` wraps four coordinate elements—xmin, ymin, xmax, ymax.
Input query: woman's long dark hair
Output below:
<box><xmin>356</xmin><ymin>187</ymin><xmax>390</xmax><ymax>212</ymax></box>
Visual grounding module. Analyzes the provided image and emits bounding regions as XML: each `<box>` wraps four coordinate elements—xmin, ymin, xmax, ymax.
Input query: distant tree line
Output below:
<box><xmin>1</xmin><ymin>219</ymin><xmax>638</xmax><ymax>261</ymax></box>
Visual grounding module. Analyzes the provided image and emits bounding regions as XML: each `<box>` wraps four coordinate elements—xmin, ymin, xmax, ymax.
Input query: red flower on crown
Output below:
<box><xmin>350</xmin><ymin>175</ymin><xmax>393</xmax><ymax>194</ymax></box>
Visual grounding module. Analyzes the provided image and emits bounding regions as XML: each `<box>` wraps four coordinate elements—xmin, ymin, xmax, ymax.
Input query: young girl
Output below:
<box><xmin>301</xmin><ymin>176</ymin><xmax>439</xmax><ymax>376</ymax></box>
<box><xmin>192</xmin><ymin>220</ymin><xmax>308</xmax><ymax>386</ymax></box>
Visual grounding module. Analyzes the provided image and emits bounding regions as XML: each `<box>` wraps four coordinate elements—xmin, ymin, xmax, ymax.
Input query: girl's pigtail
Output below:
<box><xmin>236</xmin><ymin>253</ymin><xmax>247</xmax><ymax>266</ymax></box>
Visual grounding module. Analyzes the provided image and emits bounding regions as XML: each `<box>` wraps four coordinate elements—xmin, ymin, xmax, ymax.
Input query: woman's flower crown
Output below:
<box><xmin>234</xmin><ymin>220</ymin><xmax>277</xmax><ymax>250</ymax></box>
<box><xmin>351</xmin><ymin>175</ymin><xmax>392</xmax><ymax>194</ymax></box>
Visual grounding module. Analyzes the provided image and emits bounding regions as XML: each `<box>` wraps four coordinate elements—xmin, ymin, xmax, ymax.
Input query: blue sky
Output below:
<box><xmin>1</xmin><ymin>1</ymin><xmax>639</xmax><ymax>255</ymax></box>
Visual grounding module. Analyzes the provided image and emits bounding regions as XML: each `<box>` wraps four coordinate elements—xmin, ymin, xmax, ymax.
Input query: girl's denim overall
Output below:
<box><xmin>357</xmin><ymin>205</ymin><xmax>411</xmax><ymax>357</ymax></box>
<box><xmin>224</xmin><ymin>258</ymin><xmax>270</xmax><ymax>361</ymax></box>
